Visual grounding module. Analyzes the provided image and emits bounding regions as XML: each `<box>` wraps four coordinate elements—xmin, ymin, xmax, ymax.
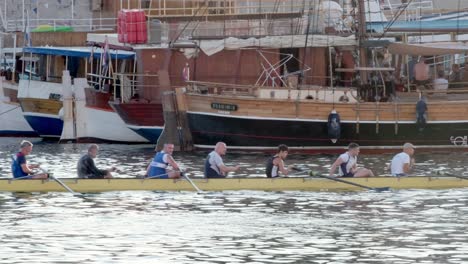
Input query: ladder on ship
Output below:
<box><xmin>355</xmin><ymin>100</ymin><xmax>400</xmax><ymax>135</ymax></box>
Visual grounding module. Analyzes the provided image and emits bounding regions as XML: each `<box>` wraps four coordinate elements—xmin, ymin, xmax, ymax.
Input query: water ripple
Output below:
<box><xmin>0</xmin><ymin>139</ymin><xmax>467</xmax><ymax>263</ymax></box>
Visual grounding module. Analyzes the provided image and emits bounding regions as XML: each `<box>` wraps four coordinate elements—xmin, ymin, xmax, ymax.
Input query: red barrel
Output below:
<box><xmin>117</xmin><ymin>9</ymin><xmax>147</xmax><ymax>44</ymax></box>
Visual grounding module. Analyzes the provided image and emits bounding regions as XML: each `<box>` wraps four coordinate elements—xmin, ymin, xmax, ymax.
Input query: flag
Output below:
<box><xmin>102</xmin><ymin>35</ymin><xmax>109</xmax><ymax>67</ymax></box>
<box><xmin>24</xmin><ymin>12</ymin><xmax>32</xmax><ymax>47</ymax></box>
<box><xmin>89</xmin><ymin>47</ymin><xmax>94</xmax><ymax>64</ymax></box>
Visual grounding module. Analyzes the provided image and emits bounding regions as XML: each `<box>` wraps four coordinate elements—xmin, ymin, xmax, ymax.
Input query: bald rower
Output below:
<box><xmin>204</xmin><ymin>142</ymin><xmax>240</xmax><ymax>178</ymax></box>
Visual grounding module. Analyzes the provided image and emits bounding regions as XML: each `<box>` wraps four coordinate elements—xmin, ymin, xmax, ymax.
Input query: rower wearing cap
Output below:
<box><xmin>329</xmin><ymin>143</ymin><xmax>374</xmax><ymax>177</ymax></box>
<box><xmin>146</xmin><ymin>143</ymin><xmax>181</xmax><ymax>179</ymax></box>
<box><xmin>390</xmin><ymin>143</ymin><xmax>415</xmax><ymax>177</ymax></box>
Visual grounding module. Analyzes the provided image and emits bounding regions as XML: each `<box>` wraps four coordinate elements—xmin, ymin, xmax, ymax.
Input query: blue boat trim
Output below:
<box><xmin>0</xmin><ymin>130</ymin><xmax>39</xmax><ymax>137</ymax></box>
<box><xmin>127</xmin><ymin>125</ymin><xmax>163</xmax><ymax>144</ymax></box>
<box><xmin>23</xmin><ymin>115</ymin><xmax>63</xmax><ymax>138</ymax></box>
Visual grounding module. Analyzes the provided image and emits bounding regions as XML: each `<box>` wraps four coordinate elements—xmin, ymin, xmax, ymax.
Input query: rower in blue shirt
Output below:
<box><xmin>146</xmin><ymin>143</ymin><xmax>181</xmax><ymax>179</ymax></box>
<box><xmin>11</xmin><ymin>140</ymin><xmax>48</xmax><ymax>179</ymax></box>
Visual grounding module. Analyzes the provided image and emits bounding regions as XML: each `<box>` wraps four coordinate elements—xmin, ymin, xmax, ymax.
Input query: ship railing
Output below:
<box><xmin>381</xmin><ymin>0</ymin><xmax>435</xmax><ymax>21</ymax></box>
<box><xmin>397</xmin><ymin>87</ymin><xmax>468</xmax><ymax>102</ymax></box>
<box><xmin>186</xmin><ymin>81</ymin><xmax>258</xmax><ymax>97</ymax></box>
<box><xmin>152</xmin><ymin>17</ymin><xmax>334</xmax><ymax>41</ymax></box>
<box><xmin>140</xmin><ymin>1</ymin><xmax>310</xmax><ymax>18</ymax></box>
<box><xmin>186</xmin><ymin>80</ymin><xmax>358</xmax><ymax>102</ymax></box>
<box><xmin>5</xmin><ymin>17</ymin><xmax>117</xmax><ymax>33</ymax></box>
<box><xmin>111</xmin><ymin>72</ymin><xmax>160</xmax><ymax>103</ymax></box>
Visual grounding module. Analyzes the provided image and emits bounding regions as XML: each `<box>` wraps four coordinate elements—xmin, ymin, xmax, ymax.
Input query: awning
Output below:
<box><xmin>388</xmin><ymin>42</ymin><xmax>468</xmax><ymax>56</ymax></box>
<box><xmin>368</xmin><ymin>20</ymin><xmax>468</xmax><ymax>33</ymax></box>
<box><xmin>197</xmin><ymin>35</ymin><xmax>357</xmax><ymax>57</ymax></box>
<box><xmin>22</xmin><ymin>46</ymin><xmax>135</xmax><ymax>59</ymax></box>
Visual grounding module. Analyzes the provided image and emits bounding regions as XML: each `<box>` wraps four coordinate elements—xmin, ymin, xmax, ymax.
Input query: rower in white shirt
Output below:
<box><xmin>390</xmin><ymin>143</ymin><xmax>415</xmax><ymax>177</ymax></box>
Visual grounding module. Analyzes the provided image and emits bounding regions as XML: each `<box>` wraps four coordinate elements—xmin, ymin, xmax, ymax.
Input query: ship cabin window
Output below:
<box><xmin>19</xmin><ymin>56</ymin><xmax>41</xmax><ymax>81</ymax></box>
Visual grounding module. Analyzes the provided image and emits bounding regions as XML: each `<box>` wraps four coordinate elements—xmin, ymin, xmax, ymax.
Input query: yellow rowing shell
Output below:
<box><xmin>0</xmin><ymin>177</ymin><xmax>467</xmax><ymax>193</ymax></box>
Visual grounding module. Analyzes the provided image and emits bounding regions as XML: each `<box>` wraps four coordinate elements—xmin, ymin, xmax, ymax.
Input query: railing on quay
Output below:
<box><xmin>5</xmin><ymin>17</ymin><xmax>117</xmax><ymax>32</ymax></box>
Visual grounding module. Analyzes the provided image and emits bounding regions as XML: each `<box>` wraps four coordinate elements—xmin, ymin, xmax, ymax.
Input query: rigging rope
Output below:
<box><xmin>378</xmin><ymin>0</ymin><xmax>415</xmax><ymax>40</ymax></box>
<box><xmin>171</xmin><ymin>0</ymin><xmax>210</xmax><ymax>45</ymax></box>
<box><xmin>457</xmin><ymin>0</ymin><xmax>461</xmax><ymax>37</ymax></box>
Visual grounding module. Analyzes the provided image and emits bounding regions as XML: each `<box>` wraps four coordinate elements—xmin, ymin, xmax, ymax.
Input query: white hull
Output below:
<box><xmin>64</xmin><ymin>78</ymin><xmax>149</xmax><ymax>143</ymax></box>
<box><xmin>0</xmin><ymin>79</ymin><xmax>36</xmax><ymax>136</ymax></box>
<box><xmin>74</xmin><ymin>103</ymin><xmax>150</xmax><ymax>143</ymax></box>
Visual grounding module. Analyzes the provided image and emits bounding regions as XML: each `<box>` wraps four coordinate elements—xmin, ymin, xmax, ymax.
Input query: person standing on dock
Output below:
<box><xmin>77</xmin><ymin>144</ymin><xmax>114</xmax><ymax>179</ymax></box>
<box><xmin>390</xmin><ymin>143</ymin><xmax>415</xmax><ymax>177</ymax></box>
<box><xmin>11</xmin><ymin>140</ymin><xmax>48</xmax><ymax>179</ymax></box>
<box><xmin>146</xmin><ymin>143</ymin><xmax>181</xmax><ymax>179</ymax></box>
<box><xmin>204</xmin><ymin>142</ymin><xmax>240</xmax><ymax>178</ymax></box>
<box><xmin>329</xmin><ymin>143</ymin><xmax>374</xmax><ymax>178</ymax></box>
<box><xmin>266</xmin><ymin>144</ymin><xmax>290</xmax><ymax>178</ymax></box>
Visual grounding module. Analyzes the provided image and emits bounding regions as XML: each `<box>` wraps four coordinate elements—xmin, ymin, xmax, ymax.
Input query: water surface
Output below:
<box><xmin>0</xmin><ymin>138</ymin><xmax>467</xmax><ymax>263</ymax></box>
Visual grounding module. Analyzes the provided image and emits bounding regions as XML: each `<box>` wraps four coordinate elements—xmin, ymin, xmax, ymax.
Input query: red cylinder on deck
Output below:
<box><xmin>117</xmin><ymin>9</ymin><xmax>148</xmax><ymax>44</ymax></box>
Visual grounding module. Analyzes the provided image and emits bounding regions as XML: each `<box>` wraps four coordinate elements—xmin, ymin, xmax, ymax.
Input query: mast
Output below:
<box><xmin>357</xmin><ymin>0</ymin><xmax>368</xmax><ymax>85</ymax></box>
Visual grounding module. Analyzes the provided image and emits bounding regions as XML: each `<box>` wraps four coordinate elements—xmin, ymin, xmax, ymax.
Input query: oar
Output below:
<box><xmin>291</xmin><ymin>167</ymin><xmax>389</xmax><ymax>192</ymax></box>
<box><xmin>10</xmin><ymin>175</ymin><xmax>34</xmax><ymax>180</ymax></box>
<box><xmin>290</xmin><ymin>166</ymin><xmax>319</xmax><ymax>177</ymax></box>
<box><xmin>436</xmin><ymin>171</ymin><xmax>468</xmax><ymax>181</ymax></box>
<box><xmin>146</xmin><ymin>170</ymin><xmax>180</xmax><ymax>179</ymax></box>
<box><xmin>181</xmin><ymin>171</ymin><xmax>203</xmax><ymax>194</ymax></box>
<box><xmin>41</xmin><ymin>167</ymin><xmax>83</xmax><ymax>197</ymax></box>
<box><xmin>316</xmin><ymin>174</ymin><xmax>390</xmax><ymax>192</ymax></box>
<box><xmin>145</xmin><ymin>170</ymin><xmax>202</xmax><ymax>193</ymax></box>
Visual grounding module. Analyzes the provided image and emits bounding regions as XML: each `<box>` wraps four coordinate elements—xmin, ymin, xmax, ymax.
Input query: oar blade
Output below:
<box><xmin>373</xmin><ymin>187</ymin><xmax>391</xmax><ymax>192</ymax></box>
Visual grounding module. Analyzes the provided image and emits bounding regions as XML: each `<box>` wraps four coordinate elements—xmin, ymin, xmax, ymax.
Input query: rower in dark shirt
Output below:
<box><xmin>265</xmin><ymin>144</ymin><xmax>289</xmax><ymax>178</ymax></box>
<box><xmin>77</xmin><ymin>144</ymin><xmax>115</xmax><ymax>179</ymax></box>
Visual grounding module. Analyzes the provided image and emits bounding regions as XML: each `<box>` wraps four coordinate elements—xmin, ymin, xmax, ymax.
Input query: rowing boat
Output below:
<box><xmin>0</xmin><ymin>176</ymin><xmax>467</xmax><ymax>193</ymax></box>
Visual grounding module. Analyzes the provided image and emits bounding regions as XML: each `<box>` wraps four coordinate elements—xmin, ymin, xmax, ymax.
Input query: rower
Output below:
<box><xmin>265</xmin><ymin>144</ymin><xmax>289</xmax><ymax>178</ymax></box>
<box><xmin>329</xmin><ymin>143</ymin><xmax>374</xmax><ymax>178</ymax></box>
<box><xmin>77</xmin><ymin>144</ymin><xmax>115</xmax><ymax>179</ymax></box>
<box><xmin>390</xmin><ymin>143</ymin><xmax>415</xmax><ymax>177</ymax></box>
<box><xmin>204</xmin><ymin>142</ymin><xmax>240</xmax><ymax>178</ymax></box>
<box><xmin>11</xmin><ymin>140</ymin><xmax>48</xmax><ymax>179</ymax></box>
<box><xmin>146</xmin><ymin>143</ymin><xmax>181</xmax><ymax>179</ymax></box>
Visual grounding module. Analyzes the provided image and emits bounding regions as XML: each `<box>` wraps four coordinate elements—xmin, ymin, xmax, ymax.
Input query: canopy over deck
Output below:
<box><xmin>368</xmin><ymin>20</ymin><xmax>468</xmax><ymax>33</ymax></box>
<box><xmin>23</xmin><ymin>46</ymin><xmax>135</xmax><ymax>59</ymax></box>
<box><xmin>388</xmin><ymin>42</ymin><xmax>468</xmax><ymax>56</ymax></box>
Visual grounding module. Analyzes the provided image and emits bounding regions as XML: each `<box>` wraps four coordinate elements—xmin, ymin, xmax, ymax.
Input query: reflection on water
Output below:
<box><xmin>0</xmin><ymin>190</ymin><xmax>467</xmax><ymax>263</ymax></box>
<box><xmin>0</xmin><ymin>138</ymin><xmax>467</xmax><ymax>263</ymax></box>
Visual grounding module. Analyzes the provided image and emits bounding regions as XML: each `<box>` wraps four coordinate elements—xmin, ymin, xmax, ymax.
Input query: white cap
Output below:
<box><xmin>403</xmin><ymin>142</ymin><xmax>415</xmax><ymax>149</ymax></box>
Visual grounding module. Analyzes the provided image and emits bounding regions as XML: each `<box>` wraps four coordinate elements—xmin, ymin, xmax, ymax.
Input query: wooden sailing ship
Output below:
<box><xmin>168</xmin><ymin>0</ymin><xmax>468</xmax><ymax>151</ymax></box>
